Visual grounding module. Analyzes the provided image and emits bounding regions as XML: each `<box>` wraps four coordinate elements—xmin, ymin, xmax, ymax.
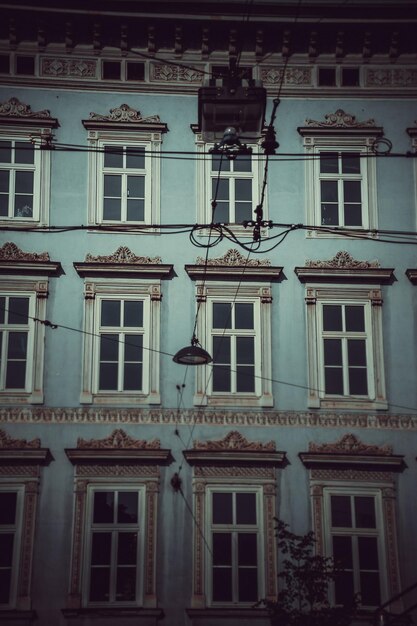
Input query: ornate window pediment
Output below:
<box><xmin>74</xmin><ymin>246</ymin><xmax>172</xmax><ymax>279</ymax></box>
<box><xmin>295</xmin><ymin>250</ymin><xmax>394</xmax><ymax>283</ymax></box>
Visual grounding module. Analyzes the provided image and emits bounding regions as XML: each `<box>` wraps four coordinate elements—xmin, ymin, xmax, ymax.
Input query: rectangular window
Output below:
<box><xmin>97</xmin><ymin>298</ymin><xmax>145</xmax><ymax>392</ymax></box>
<box><xmin>0</xmin><ymin>488</ymin><xmax>23</xmax><ymax>607</ymax></box>
<box><xmin>85</xmin><ymin>487</ymin><xmax>143</xmax><ymax>605</ymax></box>
<box><xmin>319</xmin><ymin>151</ymin><xmax>363</xmax><ymax>227</ymax></box>
<box><xmin>209</xmin><ymin>489</ymin><xmax>261</xmax><ymax>604</ymax></box>
<box><xmin>0</xmin><ymin>295</ymin><xmax>32</xmax><ymax>391</ymax></box>
<box><xmin>326</xmin><ymin>490</ymin><xmax>383</xmax><ymax>607</ymax></box>
<box><xmin>0</xmin><ymin>140</ymin><xmax>36</xmax><ymax>220</ymax></box>
<box><xmin>321</xmin><ymin>303</ymin><xmax>368</xmax><ymax>397</ymax></box>
<box><xmin>211</xmin><ymin>153</ymin><xmax>253</xmax><ymax>224</ymax></box>
<box><xmin>211</xmin><ymin>301</ymin><xmax>256</xmax><ymax>394</ymax></box>
<box><xmin>101</xmin><ymin>145</ymin><xmax>147</xmax><ymax>223</ymax></box>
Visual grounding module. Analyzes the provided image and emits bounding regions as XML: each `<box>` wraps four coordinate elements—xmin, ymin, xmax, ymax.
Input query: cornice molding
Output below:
<box><xmin>0</xmin><ymin>428</ymin><xmax>53</xmax><ymax>465</ymax></box>
<box><xmin>82</xmin><ymin>103</ymin><xmax>168</xmax><ymax>133</ymax></box>
<box><xmin>406</xmin><ymin>268</ymin><xmax>417</xmax><ymax>284</ymax></box>
<box><xmin>295</xmin><ymin>251</ymin><xmax>394</xmax><ymax>283</ymax></box>
<box><xmin>0</xmin><ymin>242</ymin><xmax>62</xmax><ymax>276</ymax></box>
<box><xmin>0</xmin><ymin>97</ymin><xmax>59</xmax><ymax>128</ymax></box>
<box><xmin>298</xmin><ymin>109</ymin><xmax>384</xmax><ymax>137</ymax></box>
<box><xmin>184</xmin><ymin>430</ymin><xmax>287</xmax><ymax>466</ymax></box>
<box><xmin>186</xmin><ymin>249</ymin><xmax>282</xmax><ymax>281</ymax></box>
<box><xmin>74</xmin><ymin>246</ymin><xmax>173</xmax><ymax>278</ymax></box>
<box><xmin>299</xmin><ymin>433</ymin><xmax>405</xmax><ymax>472</ymax></box>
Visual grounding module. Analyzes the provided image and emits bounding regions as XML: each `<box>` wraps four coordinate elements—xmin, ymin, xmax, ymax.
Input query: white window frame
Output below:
<box><xmin>194</xmin><ymin>283</ymin><xmax>273</xmax><ymax>407</ymax></box>
<box><xmin>0</xmin><ymin>130</ymin><xmax>52</xmax><ymax>227</ymax></box>
<box><xmin>0</xmin><ymin>485</ymin><xmax>24</xmax><ymax>609</ymax></box>
<box><xmin>206</xmin><ymin>485</ymin><xmax>264</xmax><ymax>606</ymax></box>
<box><xmin>0</xmin><ymin>278</ymin><xmax>48</xmax><ymax>405</ymax></box>
<box><xmin>302</xmin><ymin>135</ymin><xmax>378</xmax><ymax>237</ymax></box>
<box><xmin>86</xmin><ymin>130</ymin><xmax>162</xmax><ymax>229</ymax></box>
<box><xmin>322</xmin><ymin>486</ymin><xmax>387</xmax><ymax>608</ymax></box>
<box><xmin>82</xmin><ymin>484</ymin><xmax>146</xmax><ymax>607</ymax></box>
<box><xmin>195</xmin><ymin>133</ymin><xmax>266</xmax><ymax>236</ymax></box>
<box><xmin>80</xmin><ymin>279</ymin><xmax>161</xmax><ymax>405</ymax></box>
<box><xmin>305</xmin><ymin>286</ymin><xmax>386</xmax><ymax>410</ymax></box>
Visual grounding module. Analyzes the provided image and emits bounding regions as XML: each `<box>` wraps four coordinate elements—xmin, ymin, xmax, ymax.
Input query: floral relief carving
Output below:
<box><xmin>261</xmin><ymin>66</ymin><xmax>312</xmax><ymax>86</ymax></box>
<box><xmin>85</xmin><ymin>246</ymin><xmax>161</xmax><ymax>265</ymax></box>
<box><xmin>309</xmin><ymin>433</ymin><xmax>393</xmax><ymax>455</ymax></box>
<box><xmin>76</xmin><ymin>428</ymin><xmax>161</xmax><ymax>449</ymax></box>
<box><xmin>42</xmin><ymin>58</ymin><xmax>96</xmax><ymax>78</ymax></box>
<box><xmin>194</xmin><ymin>465</ymin><xmax>274</xmax><ymax>479</ymax></box>
<box><xmin>196</xmin><ymin>248</ymin><xmax>271</xmax><ymax>267</ymax></box>
<box><xmin>151</xmin><ymin>63</ymin><xmax>204</xmax><ymax>83</ymax></box>
<box><xmin>193</xmin><ymin>430</ymin><xmax>276</xmax><ymax>451</ymax></box>
<box><xmin>0</xmin><ymin>242</ymin><xmax>50</xmax><ymax>262</ymax></box>
<box><xmin>88</xmin><ymin>103</ymin><xmax>161</xmax><ymax>124</ymax></box>
<box><xmin>0</xmin><ymin>428</ymin><xmax>40</xmax><ymax>449</ymax></box>
<box><xmin>305</xmin><ymin>250</ymin><xmax>380</xmax><ymax>269</ymax></box>
<box><xmin>305</xmin><ymin>109</ymin><xmax>377</xmax><ymax>128</ymax></box>
<box><xmin>0</xmin><ymin>97</ymin><xmax>53</xmax><ymax>120</ymax></box>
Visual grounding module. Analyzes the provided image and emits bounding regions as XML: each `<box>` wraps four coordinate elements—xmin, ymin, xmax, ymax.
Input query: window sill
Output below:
<box><xmin>186</xmin><ymin>607</ymin><xmax>270</xmax><ymax>620</ymax></box>
<box><xmin>306</xmin><ymin>227</ymin><xmax>377</xmax><ymax>239</ymax></box>
<box><xmin>194</xmin><ymin>392</ymin><xmax>273</xmax><ymax>408</ymax></box>
<box><xmin>0</xmin><ymin>391</ymin><xmax>43</xmax><ymax>405</ymax></box>
<box><xmin>86</xmin><ymin>224</ymin><xmax>160</xmax><ymax>235</ymax></box>
<box><xmin>309</xmin><ymin>396</ymin><xmax>388</xmax><ymax>411</ymax></box>
<box><xmin>0</xmin><ymin>609</ymin><xmax>37</xmax><ymax>622</ymax></box>
<box><xmin>80</xmin><ymin>392</ymin><xmax>161</xmax><ymax>405</ymax></box>
<box><xmin>62</xmin><ymin>607</ymin><xmax>163</xmax><ymax>619</ymax></box>
<box><xmin>0</xmin><ymin>221</ymin><xmax>43</xmax><ymax>229</ymax></box>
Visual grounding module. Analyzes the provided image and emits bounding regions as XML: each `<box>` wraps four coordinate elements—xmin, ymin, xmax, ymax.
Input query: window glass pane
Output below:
<box><xmin>0</xmin><ymin>297</ymin><xmax>5</xmax><ymax>323</ymax></box>
<box><xmin>213</xmin><ymin>303</ymin><xmax>231</xmax><ymax>329</ymax></box>
<box><xmin>0</xmin><ymin>533</ymin><xmax>14</xmax><ymax>567</ymax></box>
<box><xmin>0</xmin><ymin>197</ymin><xmax>8</xmax><ymax>217</ymax></box>
<box><xmin>15</xmin><ymin>141</ymin><xmax>34</xmax><ymax>164</ymax></box>
<box><xmin>89</xmin><ymin>568</ymin><xmax>110</xmax><ymax>601</ymax></box>
<box><xmin>324</xmin><ymin>338</ymin><xmax>342</xmax><ymax>365</ymax></box>
<box><xmin>117</xmin><ymin>532</ymin><xmax>137</xmax><ymax>563</ymax></box>
<box><xmin>236</xmin><ymin>337</ymin><xmax>254</xmax><ymax>365</ymax></box>
<box><xmin>321</xmin><ymin>180</ymin><xmax>338</xmax><ymax>202</ymax></box>
<box><xmin>214</xmin><ymin>201</ymin><xmax>229</xmax><ymax>223</ymax></box>
<box><xmin>212</xmin><ymin>492</ymin><xmax>233</xmax><ymax>524</ymax></box>
<box><xmin>8</xmin><ymin>297</ymin><xmax>29</xmax><ymax>324</ymax></box>
<box><xmin>348</xmin><ymin>340</ymin><xmax>366</xmax><ymax>366</ymax></box>
<box><xmin>99</xmin><ymin>363</ymin><xmax>118</xmax><ymax>390</ymax></box>
<box><xmin>103</xmin><ymin>198</ymin><xmax>121</xmax><ymax>221</ymax></box>
<box><xmin>320</xmin><ymin>151</ymin><xmax>339</xmax><ymax>173</ymax></box>
<box><xmin>14</xmin><ymin>197</ymin><xmax>33</xmax><ymax>218</ymax></box>
<box><xmin>360</xmin><ymin>572</ymin><xmax>380</xmax><ymax>606</ymax></box>
<box><xmin>0</xmin><ymin>492</ymin><xmax>17</xmax><ymax>524</ymax></box>
<box><xmin>214</xmin><ymin>178</ymin><xmax>229</xmax><ymax>201</ymax></box>
<box><xmin>237</xmin><ymin>365</ymin><xmax>255</xmax><ymax>392</ymax></box>
<box><xmin>213</xmin><ymin>336</ymin><xmax>230</xmax><ymax>363</ymax></box>
<box><xmin>236</xmin><ymin>493</ymin><xmax>256</xmax><ymax>524</ymax></box>
<box><xmin>212</xmin><ymin>533</ymin><xmax>231</xmax><ymax>564</ymax></box>
<box><xmin>124</xmin><ymin>363</ymin><xmax>142</xmax><ymax>391</ymax></box>
<box><xmin>358</xmin><ymin>536</ymin><xmax>379</xmax><ymax>569</ymax></box>
<box><xmin>349</xmin><ymin>368</ymin><xmax>368</xmax><ymax>395</ymax></box>
<box><xmin>235</xmin><ymin>179</ymin><xmax>251</xmax><ymax>201</ymax></box>
<box><xmin>126</xmin><ymin>146</ymin><xmax>145</xmax><ymax>169</ymax></box>
<box><xmin>235</xmin><ymin>303</ymin><xmax>253</xmax><ymax>329</ymax></box>
<box><xmin>116</xmin><ymin>567</ymin><xmax>136</xmax><ymax>601</ymax></box>
<box><xmin>104</xmin><ymin>174</ymin><xmax>121</xmax><ymax>197</ymax></box>
<box><xmin>104</xmin><ymin>145</ymin><xmax>123</xmax><ymax>168</ymax></box>
<box><xmin>213</xmin><ymin>364</ymin><xmax>230</xmax><ymax>392</ymax></box>
<box><xmin>0</xmin><ymin>569</ymin><xmax>12</xmax><ymax>604</ymax></box>
<box><xmin>235</xmin><ymin>202</ymin><xmax>252</xmax><ymax>222</ymax></box>
<box><xmin>99</xmin><ymin>334</ymin><xmax>118</xmax><ymax>361</ymax></box>
<box><xmin>344</xmin><ymin>180</ymin><xmax>361</xmax><ymax>202</ymax></box>
<box><xmin>238</xmin><ymin>533</ymin><xmax>257</xmax><ymax>565</ymax></box>
<box><xmin>324</xmin><ymin>367</ymin><xmax>343</xmax><ymax>394</ymax></box>
<box><xmin>0</xmin><ymin>141</ymin><xmax>11</xmax><ymax>163</ymax></box>
<box><xmin>334</xmin><ymin>570</ymin><xmax>355</xmax><ymax>605</ymax></box>
<box><xmin>127</xmin><ymin>175</ymin><xmax>144</xmax><ymax>197</ymax></box>
<box><xmin>212</xmin><ymin>567</ymin><xmax>232</xmax><ymax>602</ymax></box>
<box><xmin>212</xmin><ymin>154</ymin><xmax>230</xmax><ymax>172</ymax></box>
<box><xmin>7</xmin><ymin>332</ymin><xmax>27</xmax><ymax>359</ymax></box>
<box><xmin>127</xmin><ymin>199</ymin><xmax>144</xmax><ymax>221</ymax></box>
<box><xmin>101</xmin><ymin>301</ymin><xmax>120</xmax><ymax>327</ymax></box>
<box><xmin>238</xmin><ymin>566</ymin><xmax>258</xmax><ymax>601</ymax></box>
<box><xmin>118</xmin><ymin>492</ymin><xmax>138</xmax><ymax>524</ymax></box>
<box><xmin>6</xmin><ymin>361</ymin><xmax>26</xmax><ymax>388</ymax></box>
<box><xmin>345</xmin><ymin>306</ymin><xmax>365</xmax><ymax>332</ymax></box>
<box><xmin>342</xmin><ymin>152</ymin><xmax>361</xmax><ymax>174</ymax></box>
<box><xmin>331</xmin><ymin>495</ymin><xmax>352</xmax><ymax>527</ymax></box>
<box><xmin>0</xmin><ymin>170</ymin><xmax>9</xmax><ymax>193</ymax></box>
<box><xmin>93</xmin><ymin>491</ymin><xmax>114</xmax><ymax>523</ymax></box>
<box><xmin>323</xmin><ymin>304</ymin><xmax>342</xmax><ymax>330</ymax></box>
<box><xmin>124</xmin><ymin>334</ymin><xmax>143</xmax><ymax>361</ymax></box>
<box><xmin>15</xmin><ymin>171</ymin><xmax>33</xmax><ymax>194</ymax></box>
<box><xmin>91</xmin><ymin>532</ymin><xmax>111</xmax><ymax>565</ymax></box>
<box><xmin>124</xmin><ymin>301</ymin><xmax>143</xmax><ymax>327</ymax></box>
<box><xmin>333</xmin><ymin>535</ymin><xmax>353</xmax><ymax>568</ymax></box>
<box><xmin>321</xmin><ymin>203</ymin><xmax>338</xmax><ymax>225</ymax></box>
<box><xmin>344</xmin><ymin>203</ymin><xmax>362</xmax><ymax>227</ymax></box>
<box><xmin>355</xmin><ymin>497</ymin><xmax>376</xmax><ymax>528</ymax></box>
<box><xmin>233</xmin><ymin>153</ymin><xmax>251</xmax><ymax>172</ymax></box>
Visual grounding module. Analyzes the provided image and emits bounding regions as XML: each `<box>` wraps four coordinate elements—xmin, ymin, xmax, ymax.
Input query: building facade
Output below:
<box><xmin>0</xmin><ymin>1</ymin><xmax>417</xmax><ymax>625</ymax></box>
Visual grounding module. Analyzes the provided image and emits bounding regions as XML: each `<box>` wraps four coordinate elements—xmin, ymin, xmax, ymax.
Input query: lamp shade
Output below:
<box><xmin>173</xmin><ymin>344</ymin><xmax>213</xmax><ymax>365</ymax></box>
